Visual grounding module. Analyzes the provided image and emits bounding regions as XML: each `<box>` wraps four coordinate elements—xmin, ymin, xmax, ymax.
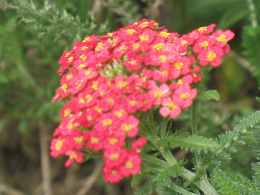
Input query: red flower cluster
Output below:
<box><xmin>51</xmin><ymin>19</ymin><xmax>234</xmax><ymax>183</ymax></box>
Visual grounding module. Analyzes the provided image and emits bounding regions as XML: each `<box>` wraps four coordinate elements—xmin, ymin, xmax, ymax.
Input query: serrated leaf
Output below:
<box><xmin>200</xmin><ymin>90</ymin><xmax>220</xmax><ymax>101</ymax></box>
<box><xmin>163</xmin><ymin>135</ymin><xmax>220</xmax><ymax>152</ymax></box>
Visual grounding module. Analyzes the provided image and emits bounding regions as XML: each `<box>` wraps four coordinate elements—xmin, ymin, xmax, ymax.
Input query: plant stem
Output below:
<box><xmin>247</xmin><ymin>0</ymin><xmax>258</xmax><ymax>28</ymax></box>
<box><xmin>160</xmin><ymin>150</ymin><xmax>218</xmax><ymax>195</ymax></box>
<box><xmin>39</xmin><ymin>125</ymin><xmax>53</xmax><ymax>195</ymax></box>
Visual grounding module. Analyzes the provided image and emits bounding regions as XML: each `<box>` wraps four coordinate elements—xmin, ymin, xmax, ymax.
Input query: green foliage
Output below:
<box><xmin>3</xmin><ymin>0</ymin><xmax>108</xmax><ymax>42</ymax></box>
<box><xmin>199</xmin><ymin>90</ymin><xmax>221</xmax><ymax>101</ymax></box>
<box><xmin>217</xmin><ymin>111</ymin><xmax>260</xmax><ymax>153</ymax></box>
<box><xmin>0</xmin><ymin>0</ymin><xmax>260</xmax><ymax>194</ymax></box>
<box><xmin>242</xmin><ymin>26</ymin><xmax>260</xmax><ymax>85</ymax></box>
<box><xmin>211</xmin><ymin>167</ymin><xmax>258</xmax><ymax>195</ymax></box>
<box><xmin>163</xmin><ymin>135</ymin><xmax>220</xmax><ymax>152</ymax></box>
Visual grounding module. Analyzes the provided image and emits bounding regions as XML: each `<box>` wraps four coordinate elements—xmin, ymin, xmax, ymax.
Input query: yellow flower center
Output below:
<box><xmin>116</xmin><ymin>80</ymin><xmax>128</xmax><ymax>89</ymax></box>
<box><xmin>160</xmin><ymin>31</ymin><xmax>170</xmax><ymax>38</ymax></box>
<box><xmin>129</xmin><ymin>100</ymin><xmax>137</xmax><ymax>106</ymax></box>
<box><xmin>173</xmin><ymin>61</ymin><xmax>184</xmax><ymax>70</ymax></box>
<box><xmin>180</xmin><ymin>93</ymin><xmax>189</xmax><ymax>100</ymax></box>
<box><xmin>125</xmin><ymin>160</ymin><xmax>134</xmax><ymax>169</ymax></box>
<box><xmin>64</xmin><ymin>109</ymin><xmax>71</xmax><ymax>117</ymax></box>
<box><xmin>84</xmin><ymin>69</ymin><xmax>92</xmax><ymax>76</ymax></box>
<box><xmin>114</xmin><ymin>110</ymin><xmax>125</xmax><ymax>118</ymax></box>
<box><xmin>198</xmin><ymin>26</ymin><xmax>207</xmax><ymax>32</ymax></box>
<box><xmin>167</xmin><ymin>102</ymin><xmax>177</xmax><ymax>110</ymax></box>
<box><xmin>90</xmin><ymin>136</ymin><xmax>99</xmax><ymax>144</ymax></box>
<box><xmin>79</xmin><ymin>64</ymin><xmax>86</xmax><ymax>69</ymax></box>
<box><xmin>126</xmin><ymin>29</ymin><xmax>136</xmax><ymax>35</ymax></box>
<box><xmin>80</xmin><ymin>55</ymin><xmax>87</xmax><ymax>61</ymax></box>
<box><xmin>79</xmin><ymin>94</ymin><xmax>93</xmax><ymax>104</ymax></box>
<box><xmin>102</xmin><ymin>119</ymin><xmax>113</xmax><ymax>127</ymax></box>
<box><xmin>216</xmin><ymin>34</ymin><xmax>227</xmax><ymax>43</ymax></box>
<box><xmin>207</xmin><ymin>51</ymin><xmax>217</xmax><ymax>61</ymax></box>
<box><xmin>139</xmin><ymin>34</ymin><xmax>149</xmax><ymax>41</ymax></box>
<box><xmin>66</xmin><ymin>73</ymin><xmax>73</xmax><ymax>80</ymax></box>
<box><xmin>133</xmin><ymin>43</ymin><xmax>140</xmax><ymax>50</ymax></box>
<box><xmin>108</xmin><ymin>138</ymin><xmax>118</xmax><ymax>145</ymax></box>
<box><xmin>159</xmin><ymin>55</ymin><xmax>167</xmax><ymax>63</ymax></box>
<box><xmin>61</xmin><ymin>83</ymin><xmax>68</xmax><ymax>91</ymax></box>
<box><xmin>153</xmin><ymin>43</ymin><xmax>164</xmax><ymax>51</ymax></box>
<box><xmin>55</xmin><ymin>140</ymin><xmax>64</xmax><ymax>151</ymax></box>
<box><xmin>95</xmin><ymin>42</ymin><xmax>104</xmax><ymax>52</ymax></box>
<box><xmin>122</xmin><ymin>123</ymin><xmax>132</xmax><ymax>132</ymax></box>
<box><xmin>110</xmin><ymin>153</ymin><xmax>119</xmax><ymax>161</ymax></box>
<box><xmin>200</xmin><ymin>41</ymin><xmax>209</xmax><ymax>48</ymax></box>
<box><xmin>74</xmin><ymin>136</ymin><xmax>83</xmax><ymax>144</ymax></box>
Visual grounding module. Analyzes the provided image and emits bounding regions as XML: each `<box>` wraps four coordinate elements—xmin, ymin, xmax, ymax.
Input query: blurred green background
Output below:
<box><xmin>0</xmin><ymin>0</ymin><xmax>259</xmax><ymax>195</ymax></box>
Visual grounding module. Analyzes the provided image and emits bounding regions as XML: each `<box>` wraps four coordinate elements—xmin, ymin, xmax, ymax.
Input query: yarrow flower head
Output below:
<box><xmin>51</xmin><ymin>19</ymin><xmax>234</xmax><ymax>183</ymax></box>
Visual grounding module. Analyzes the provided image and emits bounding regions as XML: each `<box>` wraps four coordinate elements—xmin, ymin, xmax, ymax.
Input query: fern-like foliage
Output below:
<box><xmin>211</xmin><ymin>167</ymin><xmax>257</xmax><ymax>195</ymax></box>
<box><xmin>210</xmin><ymin>111</ymin><xmax>260</xmax><ymax>194</ymax></box>
<box><xmin>2</xmin><ymin>0</ymin><xmax>108</xmax><ymax>42</ymax></box>
<box><xmin>162</xmin><ymin>135</ymin><xmax>220</xmax><ymax>153</ymax></box>
<box><xmin>217</xmin><ymin>111</ymin><xmax>260</xmax><ymax>154</ymax></box>
<box><xmin>251</xmin><ymin>123</ymin><xmax>260</xmax><ymax>190</ymax></box>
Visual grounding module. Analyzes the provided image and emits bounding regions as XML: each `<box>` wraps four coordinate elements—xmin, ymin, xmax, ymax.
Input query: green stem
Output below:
<box><xmin>160</xmin><ymin>150</ymin><xmax>218</xmax><ymax>195</ymax></box>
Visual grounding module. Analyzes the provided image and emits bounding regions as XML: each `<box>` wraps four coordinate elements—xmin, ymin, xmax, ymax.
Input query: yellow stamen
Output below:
<box><xmin>180</xmin><ymin>93</ymin><xmax>189</xmax><ymax>100</ymax></box>
<box><xmin>108</xmin><ymin>138</ymin><xmax>118</xmax><ymax>145</ymax></box>
<box><xmin>110</xmin><ymin>153</ymin><xmax>119</xmax><ymax>161</ymax></box>
<box><xmin>125</xmin><ymin>160</ymin><xmax>134</xmax><ymax>169</ymax></box>
<box><xmin>126</xmin><ymin>29</ymin><xmax>136</xmax><ymax>35</ymax></box>
<box><xmin>55</xmin><ymin>140</ymin><xmax>64</xmax><ymax>151</ymax></box>
<box><xmin>122</xmin><ymin>123</ymin><xmax>132</xmax><ymax>132</ymax></box>
<box><xmin>64</xmin><ymin>109</ymin><xmax>71</xmax><ymax>117</ymax></box>
<box><xmin>80</xmin><ymin>55</ymin><xmax>87</xmax><ymax>61</ymax></box>
<box><xmin>160</xmin><ymin>31</ymin><xmax>170</xmax><ymax>38</ymax></box>
<box><xmin>198</xmin><ymin>26</ymin><xmax>207</xmax><ymax>32</ymax></box>
<box><xmin>74</xmin><ymin>136</ymin><xmax>83</xmax><ymax>144</ymax></box>
<box><xmin>153</xmin><ymin>43</ymin><xmax>164</xmax><ymax>51</ymax></box>
<box><xmin>207</xmin><ymin>51</ymin><xmax>217</xmax><ymax>61</ymax></box>
<box><xmin>200</xmin><ymin>41</ymin><xmax>209</xmax><ymax>48</ymax></box>
<box><xmin>173</xmin><ymin>62</ymin><xmax>184</xmax><ymax>70</ymax></box>
<box><xmin>102</xmin><ymin>119</ymin><xmax>113</xmax><ymax>127</ymax></box>
<box><xmin>90</xmin><ymin>136</ymin><xmax>99</xmax><ymax>144</ymax></box>
<box><xmin>61</xmin><ymin>83</ymin><xmax>68</xmax><ymax>91</ymax></box>
<box><xmin>159</xmin><ymin>55</ymin><xmax>167</xmax><ymax>63</ymax></box>
<box><xmin>139</xmin><ymin>34</ymin><xmax>149</xmax><ymax>41</ymax></box>
<box><xmin>216</xmin><ymin>34</ymin><xmax>227</xmax><ymax>43</ymax></box>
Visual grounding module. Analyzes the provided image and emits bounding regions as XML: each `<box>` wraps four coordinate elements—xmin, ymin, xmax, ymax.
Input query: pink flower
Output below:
<box><xmin>104</xmin><ymin>147</ymin><xmax>127</xmax><ymax>167</ymax></box>
<box><xmin>131</xmin><ymin>137</ymin><xmax>147</xmax><ymax>152</ymax></box>
<box><xmin>103</xmin><ymin>165</ymin><xmax>123</xmax><ymax>183</ymax></box>
<box><xmin>173</xmin><ymin>85</ymin><xmax>197</xmax><ymax>109</ymax></box>
<box><xmin>120</xmin><ymin>152</ymin><xmax>141</xmax><ymax>177</ymax></box>
<box><xmin>159</xmin><ymin>97</ymin><xmax>182</xmax><ymax>118</ymax></box>
<box><xmin>149</xmin><ymin>82</ymin><xmax>170</xmax><ymax>105</ymax></box>
<box><xmin>198</xmin><ymin>47</ymin><xmax>224</xmax><ymax>67</ymax></box>
<box><xmin>85</xmin><ymin>130</ymin><xmax>104</xmax><ymax>151</ymax></box>
<box><xmin>51</xmin><ymin>19</ymin><xmax>234</xmax><ymax>183</ymax></box>
<box><xmin>64</xmin><ymin>150</ymin><xmax>84</xmax><ymax>167</ymax></box>
<box><xmin>119</xmin><ymin>116</ymin><xmax>139</xmax><ymax>137</ymax></box>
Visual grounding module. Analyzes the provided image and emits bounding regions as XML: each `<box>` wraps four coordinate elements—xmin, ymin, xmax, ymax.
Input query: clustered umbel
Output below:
<box><xmin>50</xmin><ymin>19</ymin><xmax>234</xmax><ymax>183</ymax></box>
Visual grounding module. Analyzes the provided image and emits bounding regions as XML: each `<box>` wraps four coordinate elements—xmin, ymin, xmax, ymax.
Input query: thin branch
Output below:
<box><xmin>90</xmin><ymin>0</ymin><xmax>104</xmax><ymax>19</ymax></box>
<box><xmin>247</xmin><ymin>0</ymin><xmax>258</xmax><ymax>28</ymax></box>
<box><xmin>39</xmin><ymin>125</ymin><xmax>53</xmax><ymax>195</ymax></box>
<box><xmin>0</xmin><ymin>184</ymin><xmax>25</xmax><ymax>195</ymax></box>
<box><xmin>146</xmin><ymin>0</ymin><xmax>164</xmax><ymax>18</ymax></box>
<box><xmin>76</xmin><ymin>162</ymin><xmax>102</xmax><ymax>195</ymax></box>
<box><xmin>230</xmin><ymin>51</ymin><xmax>256</xmax><ymax>74</ymax></box>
